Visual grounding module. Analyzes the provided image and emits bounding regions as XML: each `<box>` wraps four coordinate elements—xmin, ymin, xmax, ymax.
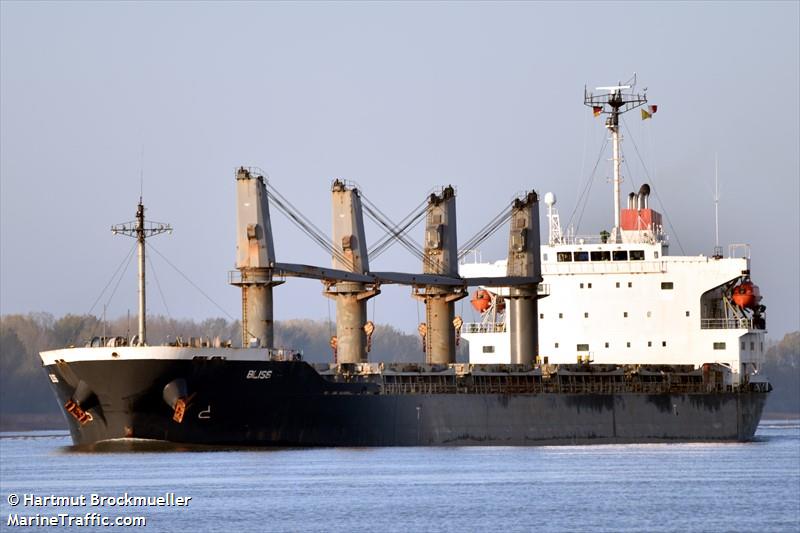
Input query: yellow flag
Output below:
<box><xmin>641</xmin><ymin>109</ymin><xmax>652</xmax><ymax>120</ymax></box>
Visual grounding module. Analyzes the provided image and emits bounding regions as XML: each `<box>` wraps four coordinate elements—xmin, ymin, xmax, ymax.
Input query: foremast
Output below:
<box><xmin>584</xmin><ymin>79</ymin><xmax>648</xmax><ymax>243</ymax></box>
<box><xmin>111</xmin><ymin>199</ymin><xmax>171</xmax><ymax>345</ymax></box>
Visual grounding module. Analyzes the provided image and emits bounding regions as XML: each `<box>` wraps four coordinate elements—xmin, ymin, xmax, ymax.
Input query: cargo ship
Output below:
<box><xmin>40</xmin><ymin>81</ymin><xmax>770</xmax><ymax>447</ymax></box>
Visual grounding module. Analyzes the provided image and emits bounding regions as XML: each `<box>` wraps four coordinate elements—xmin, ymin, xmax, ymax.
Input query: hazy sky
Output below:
<box><xmin>1</xmin><ymin>1</ymin><xmax>798</xmax><ymax>339</ymax></box>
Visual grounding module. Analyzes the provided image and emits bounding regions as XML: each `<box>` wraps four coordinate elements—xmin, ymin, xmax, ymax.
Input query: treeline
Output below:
<box><xmin>762</xmin><ymin>331</ymin><xmax>800</xmax><ymax>416</ymax></box>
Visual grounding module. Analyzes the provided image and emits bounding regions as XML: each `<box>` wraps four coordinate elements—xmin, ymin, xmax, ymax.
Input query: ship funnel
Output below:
<box><xmin>325</xmin><ymin>180</ymin><xmax>379</xmax><ymax>364</ymax></box>
<box><xmin>231</xmin><ymin>167</ymin><xmax>280</xmax><ymax>348</ymax></box>
<box><xmin>506</xmin><ymin>191</ymin><xmax>543</xmax><ymax>365</ymax></box>
<box><xmin>628</xmin><ymin>192</ymin><xmax>637</xmax><ymax>210</ymax></box>
<box><xmin>638</xmin><ymin>184</ymin><xmax>651</xmax><ymax>210</ymax></box>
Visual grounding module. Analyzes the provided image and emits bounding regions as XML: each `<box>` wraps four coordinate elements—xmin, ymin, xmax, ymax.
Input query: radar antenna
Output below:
<box><xmin>584</xmin><ymin>75</ymin><xmax>648</xmax><ymax>243</ymax></box>
<box><xmin>112</xmin><ymin>200</ymin><xmax>172</xmax><ymax>345</ymax></box>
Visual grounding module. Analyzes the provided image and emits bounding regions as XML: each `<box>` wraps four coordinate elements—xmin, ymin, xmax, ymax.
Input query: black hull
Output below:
<box><xmin>44</xmin><ymin>360</ymin><xmax>767</xmax><ymax>447</ymax></box>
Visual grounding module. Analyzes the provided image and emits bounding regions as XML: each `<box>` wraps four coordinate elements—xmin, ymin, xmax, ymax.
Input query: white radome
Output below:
<box><xmin>544</xmin><ymin>192</ymin><xmax>556</xmax><ymax>206</ymax></box>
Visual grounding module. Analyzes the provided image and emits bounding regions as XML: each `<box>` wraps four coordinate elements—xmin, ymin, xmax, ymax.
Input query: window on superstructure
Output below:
<box><xmin>605</xmin><ymin>342</ymin><xmax>609</xmax><ymax>348</ymax></box>
<box><xmin>588</xmin><ymin>283</ymin><xmax>592</xmax><ymax>288</ymax></box>
<box><xmin>616</xmin><ymin>282</ymin><xmax>620</xmax><ymax>288</ymax></box>
<box><xmin>543</xmin><ymin>253</ymin><xmax>548</xmax><ymax>262</ymax></box>
<box><xmin>539</xmin><ymin>313</ymin><xmax>544</xmax><ymax>319</ymax></box>
<box><xmin>630</xmin><ymin>250</ymin><xmax>645</xmax><ymax>261</ymax></box>
<box><xmin>591</xmin><ymin>251</ymin><xmax>611</xmax><ymax>261</ymax></box>
<box><xmin>662</xmin><ymin>341</ymin><xmax>667</xmax><ymax>347</ymax></box>
<box><xmin>741</xmin><ymin>341</ymin><xmax>745</xmax><ymax>350</ymax></box>
<box><xmin>713</xmin><ymin>342</ymin><xmax>726</xmax><ymax>350</ymax></box>
<box><xmin>554</xmin><ymin>343</ymin><xmax>559</xmax><ymax>349</ymax></box>
<box><xmin>482</xmin><ymin>346</ymin><xmax>495</xmax><ymax>353</ymax></box>
<box><xmin>626</xmin><ymin>342</ymin><xmax>631</xmax><ymax>348</ymax></box>
<box><xmin>580</xmin><ymin>283</ymin><xmax>584</xmax><ymax>288</ymax></box>
<box><xmin>577</xmin><ymin>344</ymin><xmax>589</xmax><ymax>351</ymax></box>
<box><xmin>624</xmin><ymin>312</ymin><xmax>628</xmax><ymax>318</ymax></box>
<box><xmin>559</xmin><ymin>313</ymin><xmax>563</xmax><ymax>319</ymax></box>
<box><xmin>628</xmin><ymin>282</ymin><xmax>633</xmax><ymax>288</ymax></box>
<box><xmin>648</xmin><ymin>341</ymin><xmax>652</xmax><ymax>347</ymax></box>
<box><xmin>584</xmin><ymin>312</ymin><xmax>589</xmax><ymax>318</ymax></box>
<box><xmin>661</xmin><ymin>282</ymin><xmax>674</xmax><ymax>290</ymax></box>
<box><xmin>750</xmin><ymin>342</ymin><xmax>755</xmax><ymax>351</ymax></box>
<box><xmin>613</xmin><ymin>250</ymin><xmax>628</xmax><ymax>261</ymax></box>
<box><xmin>761</xmin><ymin>342</ymin><xmax>763</xmax><ymax>351</ymax></box>
<box><xmin>574</xmin><ymin>251</ymin><xmax>589</xmax><ymax>262</ymax></box>
<box><xmin>647</xmin><ymin>311</ymin><xmax>652</xmax><ymax>318</ymax></box>
<box><xmin>686</xmin><ymin>311</ymin><xmax>690</xmax><ymax>317</ymax></box>
<box><xmin>557</xmin><ymin>252</ymin><xmax>572</xmax><ymax>262</ymax></box>
<box><xmin>654</xmin><ymin>251</ymin><xmax>659</xmax><ymax>259</ymax></box>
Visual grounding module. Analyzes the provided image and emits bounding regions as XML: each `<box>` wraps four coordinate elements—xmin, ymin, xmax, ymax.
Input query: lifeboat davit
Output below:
<box><xmin>732</xmin><ymin>280</ymin><xmax>762</xmax><ymax>310</ymax></box>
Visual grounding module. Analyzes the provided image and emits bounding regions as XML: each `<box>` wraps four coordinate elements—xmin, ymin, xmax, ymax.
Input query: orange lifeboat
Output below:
<box><xmin>732</xmin><ymin>280</ymin><xmax>761</xmax><ymax>310</ymax></box>
<box><xmin>470</xmin><ymin>290</ymin><xmax>493</xmax><ymax>313</ymax></box>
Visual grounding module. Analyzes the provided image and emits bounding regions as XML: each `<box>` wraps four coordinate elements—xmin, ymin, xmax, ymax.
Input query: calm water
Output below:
<box><xmin>1</xmin><ymin>423</ymin><xmax>798</xmax><ymax>532</ymax></box>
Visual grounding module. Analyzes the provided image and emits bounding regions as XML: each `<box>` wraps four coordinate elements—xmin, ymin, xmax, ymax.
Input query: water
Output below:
<box><xmin>1</xmin><ymin>423</ymin><xmax>798</xmax><ymax>532</ymax></box>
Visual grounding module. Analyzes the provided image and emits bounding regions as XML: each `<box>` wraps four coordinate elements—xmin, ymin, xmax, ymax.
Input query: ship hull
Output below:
<box><xmin>44</xmin><ymin>360</ymin><xmax>767</xmax><ymax>447</ymax></box>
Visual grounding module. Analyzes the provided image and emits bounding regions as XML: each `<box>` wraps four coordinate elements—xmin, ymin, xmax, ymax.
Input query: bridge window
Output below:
<box><xmin>628</xmin><ymin>282</ymin><xmax>633</xmax><ymax>288</ymax></box>
<box><xmin>580</xmin><ymin>283</ymin><xmax>584</xmax><ymax>288</ymax></box>
<box><xmin>539</xmin><ymin>313</ymin><xmax>544</xmax><ymax>319</ymax></box>
<box><xmin>613</xmin><ymin>250</ymin><xmax>628</xmax><ymax>261</ymax></box>
<box><xmin>588</xmin><ymin>283</ymin><xmax>592</xmax><ymax>288</ymax></box>
<box><xmin>482</xmin><ymin>346</ymin><xmax>495</xmax><ymax>353</ymax></box>
<box><xmin>624</xmin><ymin>312</ymin><xmax>628</xmax><ymax>318</ymax></box>
<box><xmin>648</xmin><ymin>341</ymin><xmax>652</xmax><ymax>347</ymax></box>
<box><xmin>626</xmin><ymin>342</ymin><xmax>631</xmax><ymax>348</ymax></box>
<box><xmin>554</xmin><ymin>343</ymin><xmax>559</xmax><ymax>349</ymax></box>
<box><xmin>616</xmin><ymin>282</ymin><xmax>620</xmax><ymax>288</ymax></box>
<box><xmin>661</xmin><ymin>282</ymin><xmax>674</xmax><ymax>290</ymax></box>
<box><xmin>557</xmin><ymin>252</ymin><xmax>572</xmax><ymax>262</ymax></box>
<box><xmin>577</xmin><ymin>344</ymin><xmax>589</xmax><ymax>351</ymax></box>
<box><xmin>591</xmin><ymin>251</ymin><xmax>611</xmax><ymax>261</ymax></box>
<box><xmin>662</xmin><ymin>341</ymin><xmax>667</xmax><ymax>347</ymax></box>
<box><xmin>686</xmin><ymin>311</ymin><xmax>690</xmax><ymax>317</ymax></box>
<box><xmin>630</xmin><ymin>250</ymin><xmax>645</xmax><ymax>260</ymax></box>
<box><xmin>584</xmin><ymin>312</ymin><xmax>589</xmax><ymax>318</ymax></box>
<box><xmin>713</xmin><ymin>342</ymin><xmax>726</xmax><ymax>350</ymax></box>
<box><xmin>574</xmin><ymin>251</ymin><xmax>589</xmax><ymax>262</ymax></box>
<box><xmin>605</xmin><ymin>342</ymin><xmax>609</xmax><ymax>348</ymax></box>
<box><xmin>559</xmin><ymin>313</ymin><xmax>563</xmax><ymax>319</ymax></box>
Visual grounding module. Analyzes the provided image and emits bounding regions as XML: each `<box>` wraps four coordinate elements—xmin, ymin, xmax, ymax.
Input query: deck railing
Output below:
<box><xmin>700</xmin><ymin>318</ymin><xmax>754</xmax><ymax>330</ymax></box>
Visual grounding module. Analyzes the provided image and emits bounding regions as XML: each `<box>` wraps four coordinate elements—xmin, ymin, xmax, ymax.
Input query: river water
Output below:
<box><xmin>1</xmin><ymin>422</ymin><xmax>798</xmax><ymax>532</ymax></box>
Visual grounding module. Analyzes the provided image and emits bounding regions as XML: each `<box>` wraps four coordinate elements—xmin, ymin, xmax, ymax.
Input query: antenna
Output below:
<box><xmin>584</xmin><ymin>76</ymin><xmax>648</xmax><ymax>243</ymax></box>
<box><xmin>139</xmin><ymin>145</ymin><xmax>145</xmax><ymax>201</ymax></box>
<box><xmin>713</xmin><ymin>153</ymin><xmax>722</xmax><ymax>259</ymax></box>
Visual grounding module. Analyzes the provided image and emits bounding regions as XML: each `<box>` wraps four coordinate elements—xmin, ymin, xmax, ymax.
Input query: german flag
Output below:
<box><xmin>592</xmin><ymin>106</ymin><xmax>603</xmax><ymax>117</ymax></box>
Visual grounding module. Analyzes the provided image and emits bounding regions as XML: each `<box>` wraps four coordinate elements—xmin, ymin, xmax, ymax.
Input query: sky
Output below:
<box><xmin>1</xmin><ymin>1</ymin><xmax>798</xmax><ymax>340</ymax></box>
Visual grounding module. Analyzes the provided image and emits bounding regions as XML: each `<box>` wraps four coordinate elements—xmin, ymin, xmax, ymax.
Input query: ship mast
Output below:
<box><xmin>112</xmin><ymin>199</ymin><xmax>171</xmax><ymax>345</ymax></box>
<box><xmin>584</xmin><ymin>77</ymin><xmax>648</xmax><ymax>243</ymax></box>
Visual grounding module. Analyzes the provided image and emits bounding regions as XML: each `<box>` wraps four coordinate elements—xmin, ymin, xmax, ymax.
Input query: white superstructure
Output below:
<box><xmin>460</xmin><ymin>80</ymin><xmax>767</xmax><ymax>386</ymax></box>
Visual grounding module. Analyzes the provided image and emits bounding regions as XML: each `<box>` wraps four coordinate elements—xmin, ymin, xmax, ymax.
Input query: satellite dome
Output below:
<box><xmin>544</xmin><ymin>192</ymin><xmax>557</xmax><ymax>206</ymax></box>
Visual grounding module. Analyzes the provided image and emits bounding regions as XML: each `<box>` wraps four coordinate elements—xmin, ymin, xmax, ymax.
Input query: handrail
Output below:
<box><xmin>701</xmin><ymin>318</ymin><xmax>754</xmax><ymax>330</ymax></box>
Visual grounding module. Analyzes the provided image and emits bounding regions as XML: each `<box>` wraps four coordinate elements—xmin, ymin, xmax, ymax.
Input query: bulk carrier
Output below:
<box><xmin>40</xmin><ymin>81</ymin><xmax>770</xmax><ymax>447</ymax></box>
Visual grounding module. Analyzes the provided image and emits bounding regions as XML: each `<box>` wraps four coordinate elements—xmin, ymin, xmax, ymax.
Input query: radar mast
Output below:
<box><xmin>584</xmin><ymin>75</ymin><xmax>648</xmax><ymax>243</ymax></box>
